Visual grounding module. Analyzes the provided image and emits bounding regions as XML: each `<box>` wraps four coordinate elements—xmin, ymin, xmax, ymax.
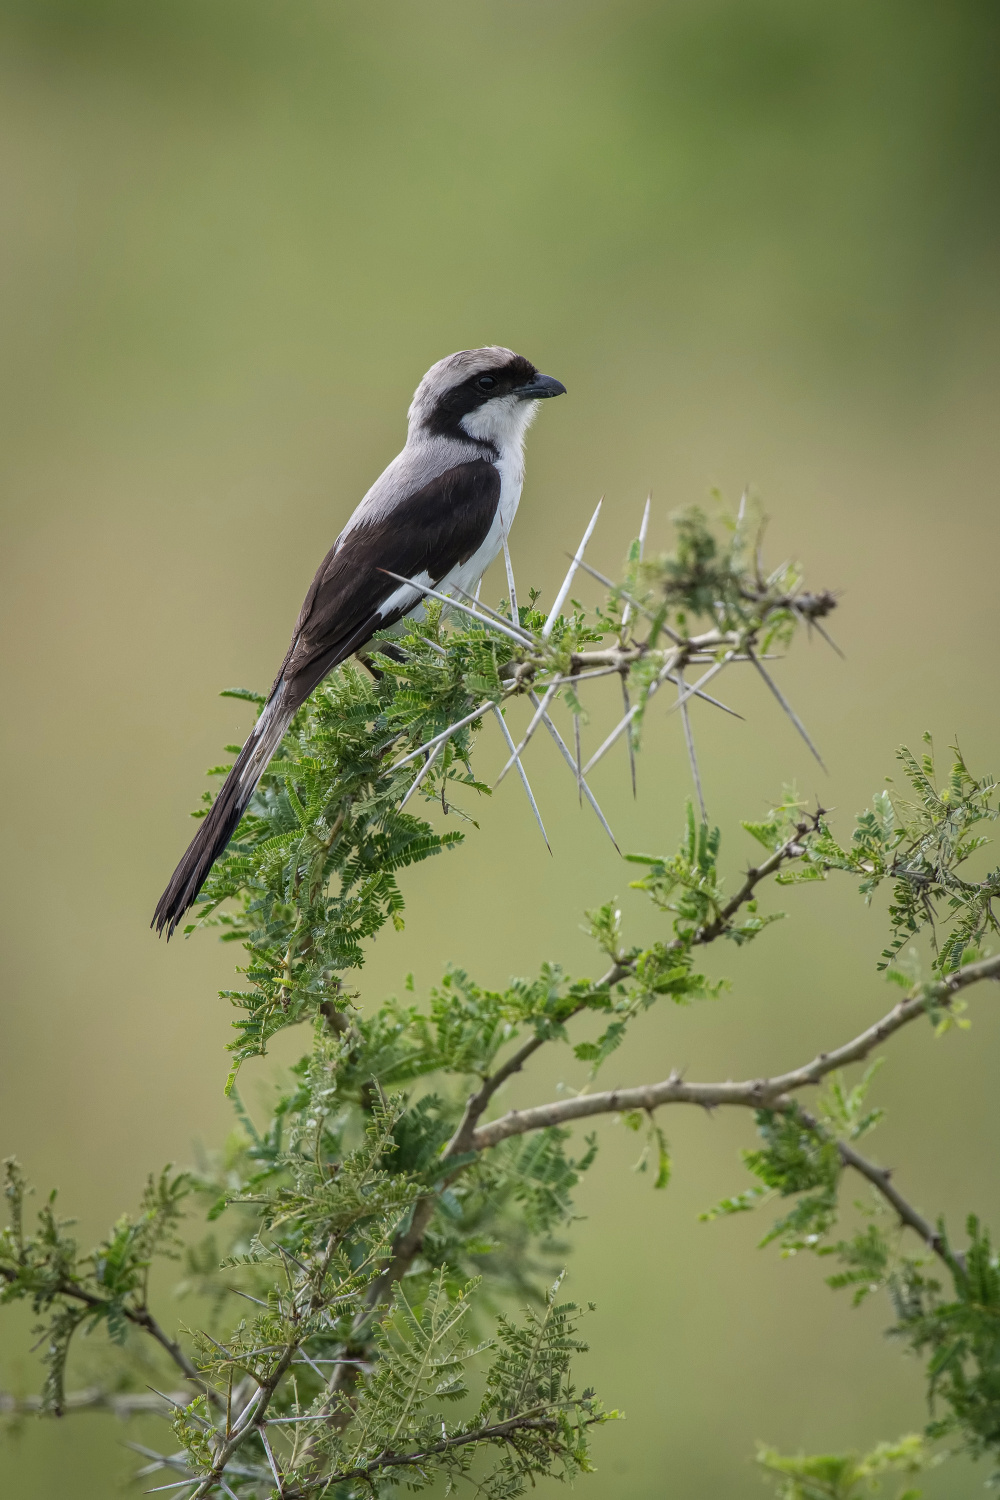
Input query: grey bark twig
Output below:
<box><xmin>833</xmin><ymin>1137</ymin><xmax>946</xmax><ymax>1261</ymax></box>
<box><xmin>0</xmin><ymin>1387</ymin><xmax>192</xmax><ymax>1418</ymax></box>
<box><xmin>281</xmin><ymin>1410</ymin><xmax>599</xmax><ymax>1497</ymax></box>
<box><xmin>472</xmin><ymin>951</ymin><xmax>1000</xmax><ymax>1151</ymax></box>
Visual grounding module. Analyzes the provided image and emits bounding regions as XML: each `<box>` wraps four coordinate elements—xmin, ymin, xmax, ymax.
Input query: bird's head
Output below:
<box><xmin>408</xmin><ymin>346</ymin><xmax>566</xmax><ymax>452</ymax></box>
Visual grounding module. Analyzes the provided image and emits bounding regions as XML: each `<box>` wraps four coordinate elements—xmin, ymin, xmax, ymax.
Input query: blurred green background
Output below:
<box><xmin>1</xmin><ymin>0</ymin><xmax>999</xmax><ymax>1493</ymax></box>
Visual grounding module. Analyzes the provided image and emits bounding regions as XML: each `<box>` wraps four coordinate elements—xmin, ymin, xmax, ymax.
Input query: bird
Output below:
<box><xmin>152</xmin><ymin>346</ymin><xmax>566</xmax><ymax>937</ymax></box>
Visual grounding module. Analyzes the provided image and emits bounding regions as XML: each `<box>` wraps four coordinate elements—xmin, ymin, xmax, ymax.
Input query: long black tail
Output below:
<box><xmin>152</xmin><ymin>685</ymin><xmax>294</xmax><ymax>938</ymax></box>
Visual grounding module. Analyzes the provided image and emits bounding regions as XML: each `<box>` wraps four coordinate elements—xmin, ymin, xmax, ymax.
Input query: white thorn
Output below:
<box><xmin>502</xmin><ymin>533</ymin><xmax>519</xmax><ymax>627</ymax></box>
<box><xmin>258</xmin><ymin>1426</ymin><xmax>284</xmax><ymax>1494</ymax></box>
<box><xmin>447</xmin><ymin>579</ymin><xmax>532</xmax><ymax>642</ymax></box>
<box><xmin>545</xmin><ymin>665</ymin><xmax>631</xmax><ymax>687</ymax></box>
<box><xmin>377</xmin><ymin>570</ymin><xmax>527</xmax><ymax>647</ymax></box>
<box><xmin>398</xmin><ymin>739</ymin><xmax>444</xmax><ymax>810</ymax></box>
<box><xmin>492</xmin><ymin>706</ymin><xmax>550</xmax><ymax>852</ymax></box>
<box><xmin>574</xmin><ymin>556</ymin><xmax>684</xmax><ymax>645</ymax></box>
<box><xmin>528</xmin><ymin>692</ymin><xmax>620</xmax><ymax>853</ymax></box>
<box><xmin>665</xmin><ymin>652</ymin><xmax>736</xmax><ymax>716</ymax></box>
<box><xmin>581</xmin><ymin>655</ymin><xmax>678</xmax><ymax>776</ymax></box>
<box><xmin>541</xmin><ymin>499</ymin><xmax>603</xmax><ymax>639</ymax></box>
<box><xmin>622</xmin><ymin>677</ymin><xmax>637</xmax><ymax>798</ymax></box>
<box><xmin>621</xmin><ymin>494</ymin><xmax>652</xmax><ymax>633</ymax></box>
<box><xmin>748</xmin><ymin>648</ymin><xmax>827</xmax><ymax>771</ymax></box>
<box><xmin>677</xmin><ymin>672</ymin><xmax>708</xmax><ymax>823</ymax></box>
<box><xmin>394</xmin><ymin>700</ymin><xmax>494</xmax><ymax>770</ymax></box>
<box><xmin>495</xmin><ymin>681</ymin><xmax>559</xmax><ymax>786</ymax></box>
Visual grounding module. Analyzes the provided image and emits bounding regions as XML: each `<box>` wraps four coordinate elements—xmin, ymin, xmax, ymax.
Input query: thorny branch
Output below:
<box><xmin>470</xmin><ymin>952</ymin><xmax>1000</xmax><ymax>1265</ymax></box>
<box><xmin>389</xmin><ymin>494</ymin><xmax>837</xmax><ymax>843</ymax></box>
<box><xmin>11</xmin><ymin>505</ymin><xmax>998</xmax><ymax>1496</ymax></box>
<box><xmin>0</xmin><ymin>1262</ymin><xmax>223</xmax><ymax>1412</ymax></box>
<box><xmin>372</xmin><ymin>829</ymin><xmax>992</xmax><ymax>1307</ymax></box>
<box><xmin>0</xmin><ymin>1387</ymin><xmax>191</xmax><ymax>1418</ymax></box>
<box><xmin>271</xmin><ymin>906</ymin><xmax>1000</xmax><ymax>1493</ymax></box>
<box><xmin>287</xmin><ymin>1410</ymin><xmax>601</xmax><ymax>1494</ymax></box>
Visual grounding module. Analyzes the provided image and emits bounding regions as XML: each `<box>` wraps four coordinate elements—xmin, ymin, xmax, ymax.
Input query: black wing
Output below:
<box><xmin>153</xmin><ymin>458</ymin><xmax>500</xmax><ymax>936</ymax></box>
<box><xmin>276</xmin><ymin>457</ymin><xmax>501</xmax><ymax>708</ymax></box>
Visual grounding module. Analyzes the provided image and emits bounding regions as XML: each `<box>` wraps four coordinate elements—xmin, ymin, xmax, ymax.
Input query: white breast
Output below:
<box><xmin>371</xmin><ymin>397</ymin><xmax>538</xmax><ymax>627</ymax></box>
<box><xmin>440</xmin><ymin>462</ymin><xmax>521</xmax><ymax>602</ymax></box>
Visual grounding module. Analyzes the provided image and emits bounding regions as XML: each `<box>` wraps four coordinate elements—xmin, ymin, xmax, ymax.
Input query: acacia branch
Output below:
<box><xmin>835</xmin><ymin>1137</ymin><xmax>946</xmax><ymax>1261</ymax></box>
<box><xmin>129</xmin><ymin>1304</ymin><xmax>225</xmax><ymax>1408</ymax></box>
<box><xmin>372</xmin><ymin>958</ymin><xmax>634</xmax><ymax>1300</ymax></box>
<box><xmin>0</xmin><ymin>1267</ymin><xmax>222</xmax><ymax>1412</ymax></box>
<box><xmin>694</xmin><ymin>815</ymin><xmax>823</xmax><ymax>943</ymax></box>
<box><xmin>471</xmin><ymin>952</ymin><xmax>1000</xmax><ymax>1152</ymax></box>
<box><xmin>446</xmin><ymin>960</ymin><xmax>631</xmax><ymax>1158</ymax></box>
<box><xmin>0</xmin><ymin>1386</ymin><xmax>191</xmax><ymax>1418</ymax></box>
<box><xmin>382</xmin><ymin>833</ymin><xmax>826</xmax><ymax>1291</ymax></box>
<box><xmin>189</xmin><ymin>1336</ymin><xmax>301</xmax><ymax>1499</ymax></box>
<box><xmin>469</xmin><ymin>954</ymin><xmax>1000</xmax><ymax>1270</ymax></box>
<box><xmin>284</xmin><ymin>1409</ymin><xmax>594</xmax><ymax>1496</ymax></box>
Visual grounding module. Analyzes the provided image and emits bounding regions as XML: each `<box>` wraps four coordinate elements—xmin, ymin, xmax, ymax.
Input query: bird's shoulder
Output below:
<box><xmin>341</xmin><ymin>437</ymin><xmax>498</xmax><ymax>536</ymax></box>
<box><xmin>288</xmin><ymin>453</ymin><xmax>501</xmax><ymax>649</ymax></box>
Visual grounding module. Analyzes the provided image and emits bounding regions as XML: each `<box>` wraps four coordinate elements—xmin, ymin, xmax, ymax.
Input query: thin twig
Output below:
<box><xmin>471</xmin><ymin>953</ymin><xmax>1000</xmax><ymax>1160</ymax></box>
<box><xmin>831</xmin><ymin>1132</ymin><xmax>945</xmax><ymax>1259</ymax></box>
<box><xmin>0</xmin><ymin>1387</ymin><xmax>192</xmax><ymax>1418</ymax></box>
<box><xmin>284</xmin><ymin>1411</ymin><xmax>597</xmax><ymax>1494</ymax></box>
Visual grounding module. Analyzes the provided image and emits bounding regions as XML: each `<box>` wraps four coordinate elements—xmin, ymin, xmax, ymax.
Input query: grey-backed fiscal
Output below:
<box><xmin>152</xmin><ymin>347</ymin><xmax>565</xmax><ymax>937</ymax></box>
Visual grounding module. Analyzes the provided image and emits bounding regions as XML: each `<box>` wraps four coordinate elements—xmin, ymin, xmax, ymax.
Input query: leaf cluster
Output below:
<box><xmin>757</xmin><ymin>1433</ymin><xmax>934</xmax><ymax>1500</ymax></box>
<box><xmin>6</xmin><ymin>506</ymin><xmax>1000</xmax><ymax>1496</ymax></box>
<box><xmin>0</xmin><ymin>1158</ymin><xmax>191</xmax><ymax>1414</ymax></box>
<box><xmin>789</xmin><ymin>737</ymin><xmax>1000</xmax><ymax>977</ymax></box>
<box><xmin>889</xmin><ymin>1217</ymin><xmax>1000</xmax><ymax>1476</ymax></box>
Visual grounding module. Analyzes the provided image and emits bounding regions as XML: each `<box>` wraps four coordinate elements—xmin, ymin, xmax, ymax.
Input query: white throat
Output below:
<box><xmin>459</xmin><ymin>395</ymin><xmax>540</xmax><ymax>463</ymax></box>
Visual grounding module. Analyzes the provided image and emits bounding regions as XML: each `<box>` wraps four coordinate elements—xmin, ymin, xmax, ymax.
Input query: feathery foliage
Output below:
<box><xmin>3</xmin><ymin>503</ymin><xmax>999</xmax><ymax>1497</ymax></box>
<box><xmin>757</xmin><ymin>1434</ymin><xmax>937</xmax><ymax>1500</ymax></box>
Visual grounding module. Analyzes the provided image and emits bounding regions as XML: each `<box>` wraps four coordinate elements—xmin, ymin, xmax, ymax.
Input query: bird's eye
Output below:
<box><xmin>476</xmin><ymin>375</ymin><xmax>497</xmax><ymax>391</ymax></box>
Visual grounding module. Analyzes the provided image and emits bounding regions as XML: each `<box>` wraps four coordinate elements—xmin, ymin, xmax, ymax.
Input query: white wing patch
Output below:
<box><xmin>376</xmin><ymin>571</ymin><xmax>434</xmax><ymax>620</ymax></box>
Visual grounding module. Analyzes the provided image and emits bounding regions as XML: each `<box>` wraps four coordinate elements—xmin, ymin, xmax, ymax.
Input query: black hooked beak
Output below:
<box><xmin>515</xmin><ymin>373</ymin><xmax>566</xmax><ymax>400</ymax></box>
